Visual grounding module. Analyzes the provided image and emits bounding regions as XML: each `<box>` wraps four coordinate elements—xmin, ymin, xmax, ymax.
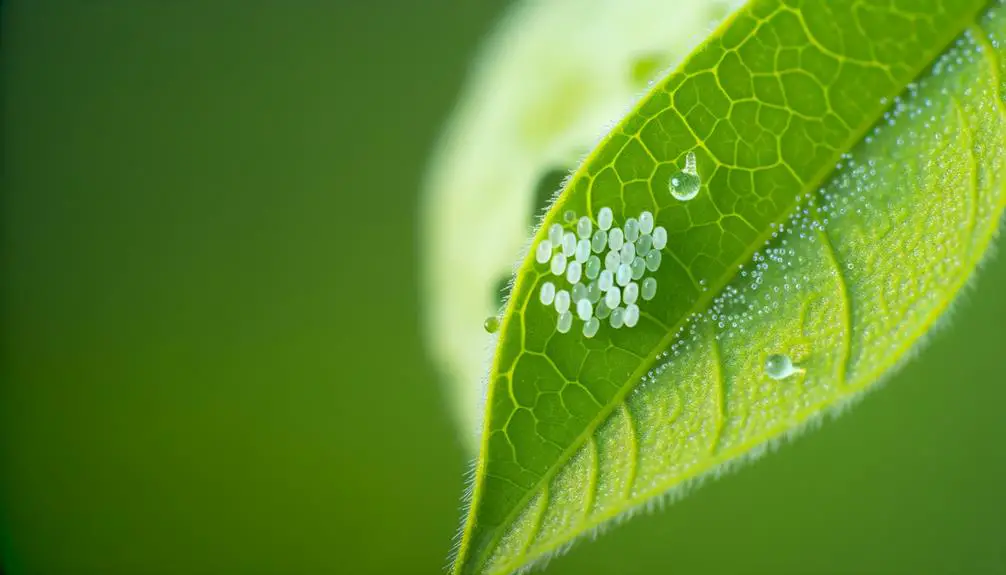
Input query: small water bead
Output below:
<box><xmin>566</xmin><ymin>260</ymin><xmax>582</xmax><ymax>283</ymax></box>
<box><xmin>605</xmin><ymin>286</ymin><xmax>621</xmax><ymax>309</ymax></box>
<box><xmin>557</xmin><ymin>311</ymin><xmax>573</xmax><ymax>333</ymax></box>
<box><xmin>630</xmin><ymin>257</ymin><xmax>646</xmax><ymax>280</ymax></box>
<box><xmin>571</xmin><ymin>282</ymin><xmax>588</xmax><ymax>303</ymax></box>
<box><xmin>669</xmin><ymin>152</ymin><xmax>701</xmax><ymax>201</ymax></box>
<box><xmin>599</xmin><ymin>270</ymin><xmax>614</xmax><ymax>291</ymax></box>
<box><xmin>548</xmin><ymin>223</ymin><xmax>563</xmax><ymax>246</ymax></box>
<box><xmin>550</xmin><ymin>253</ymin><xmax>567</xmax><ymax>275</ymax></box>
<box><xmin>651</xmin><ymin>226</ymin><xmax>667</xmax><ymax>250</ymax></box>
<box><xmin>616</xmin><ymin>263</ymin><xmax>632</xmax><ymax>286</ymax></box>
<box><xmin>575</xmin><ymin>238</ymin><xmax>591</xmax><ymax>263</ymax></box>
<box><xmin>535</xmin><ymin>239</ymin><xmax>552</xmax><ymax>263</ymax></box>
<box><xmin>615</xmin><ymin>241</ymin><xmax>631</xmax><ymax>263</ymax></box>
<box><xmin>597</xmin><ymin>207</ymin><xmax>613</xmax><ymax>231</ymax></box>
<box><xmin>562</xmin><ymin>232</ymin><xmax>577</xmax><ymax>257</ymax></box>
<box><xmin>636</xmin><ymin>234</ymin><xmax>652</xmax><ymax>256</ymax></box>
<box><xmin>595</xmin><ymin>300</ymin><xmax>611</xmax><ymax>319</ymax></box>
<box><xmin>610</xmin><ymin>307</ymin><xmax>625</xmax><ymax>329</ymax></box>
<box><xmin>624</xmin><ymin>218</ymin><xmax>640</xmax><ymax>242</ymax></box>
<box><xmin>554</xmin><ymin>289</ymin><xmax>571</xmax><ymax>314</ymax></box>
<box><xmin>483</xmin><ymin>316</ymin><xmax>500</xmax><ymax>333</ymax></box>
<box><xmin>764</xmin><ymin>354</ymin><xmax>800</xmax><ymax>380</ymax></box>
<box><xmin>563</xmin><ymin>210</ymin><xmax>576</xmax><ymax>223</ymax></box>
<box><xmin>539</xmin><ymin>281</ymin><xmax>556</xmax><ymax>305</ymax></box>
<box><xmin>587</xmin><ymin>281</ymin><xmax>602</xmax><ymax>303</ymax></box>
<box><xmin>638</xmin><ymin>211</ymin><xmax>654</xmax><ymax>234</ymax></box>
<box><xmin>608</xmin><ymin>227</ymin><xmax>625</xmax><ymax>251</ymax></box>
<box><xmin>641</xmin><ymin>277</ymin><xmax>657</xmax><ymax>300</ymax></box>
<box><xmin>582</xmin><ymin>317</ymin><xmax>600</xmax><ymax>338</ymax></box>
<box><xmin>623</xmin><ymin>282</ymin><xmax>639</xmax><ymax>305</ymax></box>
<box><xmin>603</xmin><ymin>249</ymin><xmax>619</xmax><ymax>271</ymax></box>
<box><xmin>624</xmin><ymin>304</ymin><xmax>640</xmax><ymax>327</ymax></box>
<box><xmin>644</xmin><ymin>250</ymin><xmax>662</xmax><ymax>272</ymax></box>
<box><xmin>585</xmin><ymin>255</ymin><xmax>601</xmax><ymax>280</ymax></box>
<box><xmin>591</xmin><ymin>230</ymin><xmax>608</xmax><ymax>253</ymax></box>
<box><xmin>576</xmin><ymin>299</ymin><xmax>593</xmax><ymax>321</ymax></box>
<box><xmin>577</xmin><ymin>216</ymin><xmax>593</xmax><ymax>239</ymax></box>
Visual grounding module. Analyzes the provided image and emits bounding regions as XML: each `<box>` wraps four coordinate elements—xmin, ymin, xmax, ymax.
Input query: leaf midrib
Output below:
<box><xmin>457</xmin><ymin>4</ymin><xmax>990</xmax><ymax>573</ymax></box>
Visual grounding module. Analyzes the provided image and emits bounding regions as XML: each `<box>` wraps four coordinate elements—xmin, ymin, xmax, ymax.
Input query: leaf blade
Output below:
<box><xmin>453</xmin><ymin>1</ymin><xmax>1004</xmax><ymax>574</ymax></box>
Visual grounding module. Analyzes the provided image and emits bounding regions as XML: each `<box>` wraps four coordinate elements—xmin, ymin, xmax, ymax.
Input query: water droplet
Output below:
<box><xmin>764</xmin><ymin>354</ymin><xmax>801</xmax><ymax>380</ymax></box>
<box><xmin>668</xmin><ymin>152</ymin><xmax>700</xmax><ymax>200</ymax></box>
<box><xmin>483</xmin><ymin>316</ymin><xmax>500</xmax><ymax>333</ymax></box>
<box><xmin>539</xmin><ymin>281</ymin><xmax>556</xmax><ymax>305</ymax></box>
<box><xmin>597</xmin><ymin>207</ymin><xmax>613</xmax><ymax>231</ymax></box>
<box><xmin>563</xmin><ymin>210</ymin><xmax>576</xmax><ymax>223</ymax></box>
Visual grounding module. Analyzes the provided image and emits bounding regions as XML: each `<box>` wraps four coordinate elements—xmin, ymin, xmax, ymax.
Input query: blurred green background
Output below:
<box><xmin>2</xmin><ymin>2</ymin><xmax>1005</xmax><ymax>574</ymax></box>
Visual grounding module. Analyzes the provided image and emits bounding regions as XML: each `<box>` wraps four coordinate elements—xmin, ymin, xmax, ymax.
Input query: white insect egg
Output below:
<box><xmin>620</xmin><ymin>242</ymin><xmax>636</xmax><ymax>264</ymax></box>
<box><xmin>562</xmin><ymin>232</ymin><xmax>577</xmax><ymax>256</ymax></box>
<box><xmin>575</xmin><ymin>238</ymin><xmax>591</xmax><ymax>263</ymax></box>
<box><xmin>591</xmin><ymin>230</ymin><xmax>608</xmax><ymax>253</ymax></box>
<box><xmin>582</xmin><ymin>317</ymin><xmax>600</xmax><ymax>338</ymax></box>
<box><xmin>597</xmin><ymin>206</ymin><xmax>613</xmax><ymax>231</ymax></box>
<box><xmin>548</xmin><ymin>223</ymin><xmax>564</xmax><ymax>246</ymax></box>
<box><xmin>651</xmin><ymin>226</ymin><xmax>668</xmax><ymax>250</ymax></box>
<box><xmin>599</xmin><ymin>270</ymin><xmax>614</xmax><ymax>291</ymax></box>
<box><xmin>576</xmin><ymin>299</ymin><xmax>593</xmax><ymax>321</ymax></box>
<box><xmin>635</xmin><ymin>233</ymin><xmax>652</xmax><ymax>256</ymax></box>
<box><xmin>609</xmin><ymin>306</ymin><xmax>625</xmax><ymax>329</ymax></box>
<box><xmin>557</xmin><ymin>310</ymin><xmax>573</xmax><ymax>333</ymax></box>
<box><xmin>554</xmin><ymin>289</ymin><xmax>570</xmax><ymax>313</ymax></box>
<box><xmin>623</xmin><ymin>281</ymin><xmax>639</xmax><ymax>305</ymax></box>
<box><xmin>616</xmin><ymin>263</ymin><xmax>632</xmax><ymax>286</ymax></box>
<box><xmin>551</xmin><ymin>252</ymin><xmax>567</xmax><ymax>276</ymax></box>
<box><xmin>595</xmin><ymin>300</ymin><xmax>611</xmax><ymax>320</ymax></box>
<box><xmin>586</xmin><ymin>281</ymin><xmax>602</xmax><ymax>303</ymax></box>
<box><xmin>535</xmin><ymin>239</ymin><xmax>553</xmax><ymax>264</ymax></box>
<box><xmin>638</xmin><ymin>211</ymin><xmax>654</xmax><ymax>234</ymax></box>
<box><xmin>566</xmin><ymin>260</ymin><xmax>583</xmax><ymax>284</ymax></box>
<box><xmin>571</xmin><ymin>282</ymin><xmax>588</xmax><ymax>303</ymax></box>
<box><xmin>624</xmin><ymin>303</ymin><xmax>640</xmax><ymax>327</ymax></box>
<box><xmin>577</xmin><ymin>216</ymin><xmax>593</xmax><ymax>239</ymax></box>
<box><xmin>604</xmin><ymin>249</ymin><xmax>621</xmax><ymax>272</ymax></box>
<box><xmin>608</xmin><ymin>227</ymin><xmax>625</xmax><ymax>251</ymax></box>
<box><xmin>644</xmin><ymin>250</ymin><xmax>662</xmax><ymax>272</ymax></box>
<box><xmin>630</xmin><ymin>257</ymin><xmax>646</xmax><ymax>280</ymax></box>
<box><xmin>585</xmin><ymin>255</ymin><xmax>601</xmax><ymax>280</ymax></box>
<box><xmin>641</xmin><ymin>277</ymin><xmax>657</xmax><ymax>300</ymax></box>
<box><xmin>624</xmin><ymin>218</ymin><xmax>640</xmax><ymax>242</ymax></box>
<box><xmin>539</xmin><ymin>281</ymin><xmax>556</xmax><ymax>305</ymax></box>
<box><xmin>604</xmin><ymin>286</ymin><xmax>621</xmax><ymax>309</ymax></box>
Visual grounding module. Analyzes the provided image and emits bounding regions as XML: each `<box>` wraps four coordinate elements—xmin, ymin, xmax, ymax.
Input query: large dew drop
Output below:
<box><xmin>764</xmin><ymin>354</ymin><xmax>801</xmax><ymax>380</ymax></box>
<box><xmin>668</xmin><ymin>151</ymin><xmax>700</xmax><ymax>201</ymax></box>
<box><xmin>483</xmin><ymin>316</ymin><xmax>500</xmax><ymax>333</ymax></box>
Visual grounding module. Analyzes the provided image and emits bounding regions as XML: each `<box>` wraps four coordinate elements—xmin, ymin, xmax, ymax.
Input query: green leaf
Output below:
<box><xmin>452</xmin><ymin>1</ymin><xmax>1006</xmax><ymax>574</ymax></box>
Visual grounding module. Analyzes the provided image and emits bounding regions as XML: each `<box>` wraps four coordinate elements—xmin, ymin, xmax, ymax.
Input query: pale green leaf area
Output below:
<box><xmin>452</xmin><ymin>1</ymin><xmax>1006</xmax><ymax>574</ymax></box>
